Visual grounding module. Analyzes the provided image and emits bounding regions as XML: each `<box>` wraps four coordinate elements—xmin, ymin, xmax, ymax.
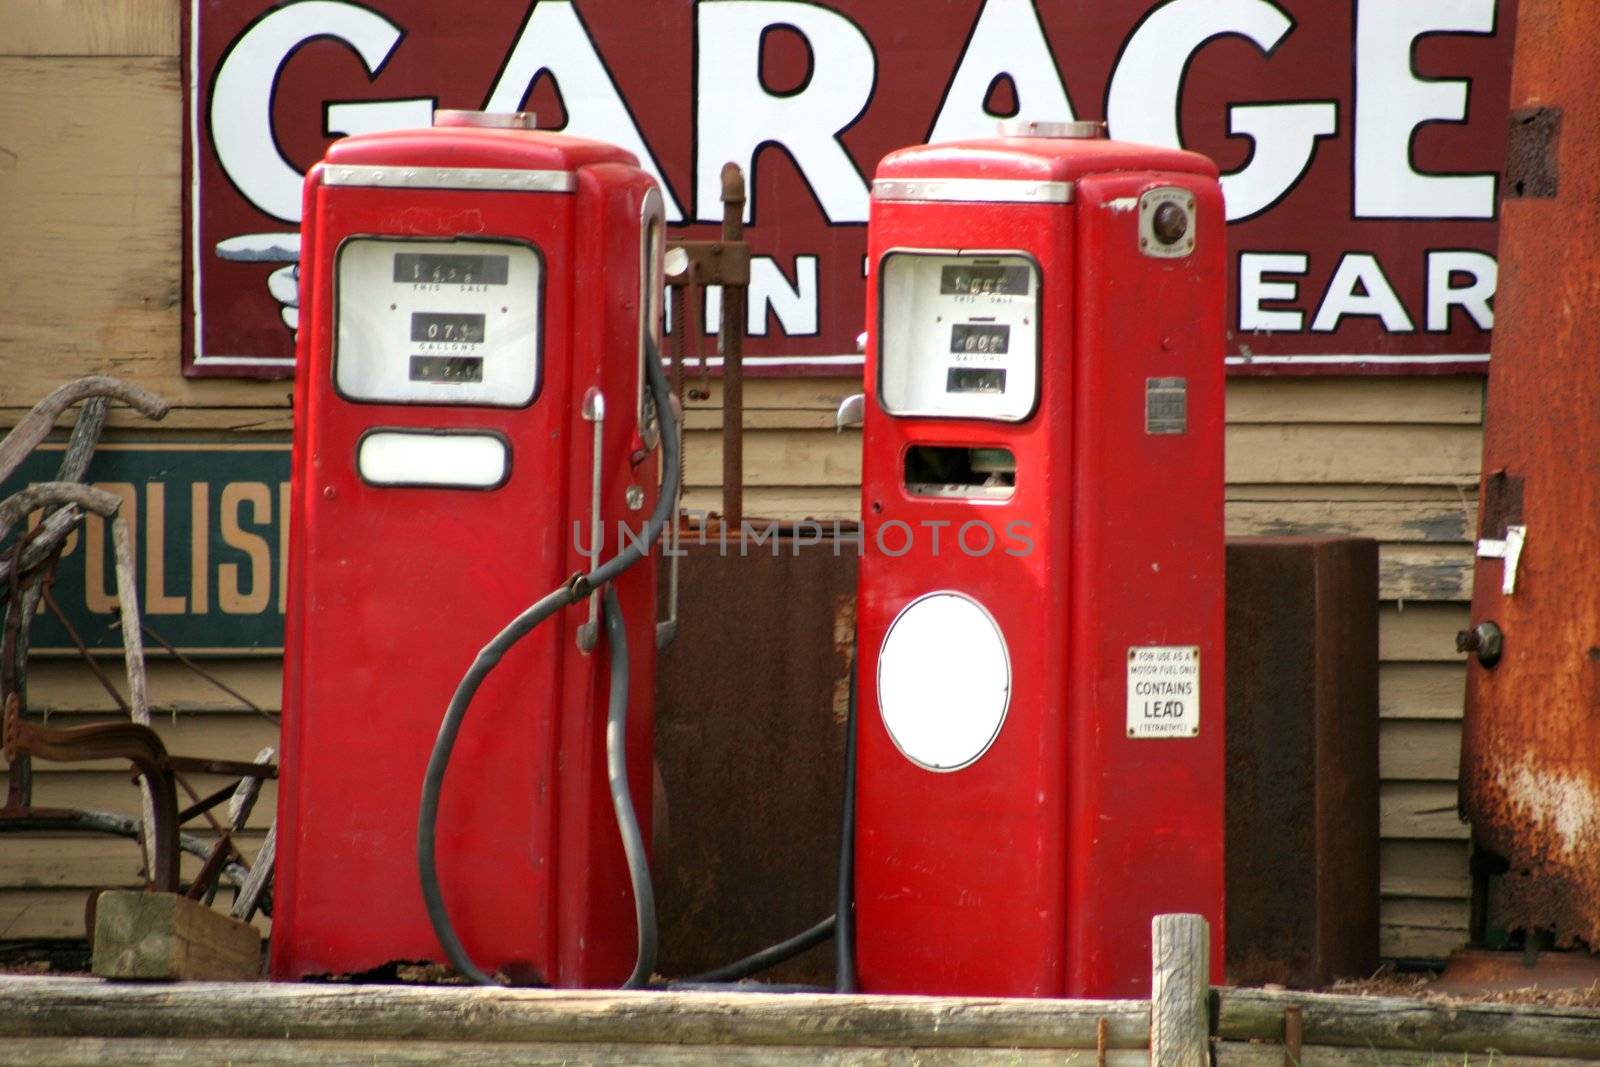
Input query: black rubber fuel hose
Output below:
<box><xmin>603</xmin><ymin>584</ymin><xmax>657</xmax><ymax>989</ymax></box>
<box><xmin>417</xmin><ymin>336</ymin><xmax>679</xmax><ymax>987</ymax></box>
<box><xmin>834</xmin><ymin>645</ymin><xmax>858</xmax><ymax>992</ymax></box>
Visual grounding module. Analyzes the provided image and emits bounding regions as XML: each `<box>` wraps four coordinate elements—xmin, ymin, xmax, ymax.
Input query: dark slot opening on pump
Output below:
<box><xmin>904</xmin><ymin>446</ymin><xmax>1015</xmax><ymax>500</ymax></box>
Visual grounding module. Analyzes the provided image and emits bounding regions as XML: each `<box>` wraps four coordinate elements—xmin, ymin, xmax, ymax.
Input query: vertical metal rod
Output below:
<box><xmin>1282</xmin><ymin>1005</ymin><xmax>1304</xmax><ymax>1067</ymax></box>
<box><xmin>579</xmin><ymin>388</ymin><xmax>606</xmax><ymax>652</ymax></box>
<box><xmin>719</xmin><ymin>163</ymin><xmax>746</xmax><ymax>529</ymax></box>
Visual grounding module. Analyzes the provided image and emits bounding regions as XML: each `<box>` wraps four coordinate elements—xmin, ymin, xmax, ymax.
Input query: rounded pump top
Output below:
<box><xmin>433</xmin><ymin>110</ymin><xmax>538</xmax><ymax>130</ymax></box>
<box><xmin>996</xmin><ymin>118</ymin><xmax>1104</xmax><ymax>139</ymax></box>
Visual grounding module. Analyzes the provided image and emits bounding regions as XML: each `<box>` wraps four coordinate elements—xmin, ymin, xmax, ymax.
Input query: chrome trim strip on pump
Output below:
<box><xmin>323</xmin><ymin>165</ymin><xmax>577</xmax><ymax>193</ymax></box>
<box><xmin>872</xmin><ymin>178</ymin><xmax>1074</xmax><ymax>205</ymax></box>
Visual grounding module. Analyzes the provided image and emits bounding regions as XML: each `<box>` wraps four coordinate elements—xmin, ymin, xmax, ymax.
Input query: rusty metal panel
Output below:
<box><xmin>1225</xmin><ymin>538</ymin><xmax>1379</xmax><ymax>985</ymax></box>
<box><xmin>653</xmin><ymin>536</ymin><xmax>856</xmax><ymax>984</ymax></box>
<box><xmin>1462</xmin><ymin>0</ymin><xmax>1600</xmax><ymax>949</ymax></box>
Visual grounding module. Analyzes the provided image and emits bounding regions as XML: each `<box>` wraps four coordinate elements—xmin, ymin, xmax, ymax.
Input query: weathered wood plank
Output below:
<box><xmin>1379</xmin><ymin>604</ymin><xmax>1470</xmax><ymax>662</ymax></box>
<box><xmin>0</xmin><ymin>976</ymin><xmax>1153</xmax><ymax>1048</ymax></box>
<box><xmin>683</xmin><ymin>429</ymin><xmax>862</xmax><ymax>487</ymax></box>
<box><xmin>1380</xmin><ymin>782</ymin><xmax>1467</xmax><ymax>840</ymax></box>
<box><xmin>1226</xmin><ymin>484</ymin><xmax>1477</xmax><ymax>502</ymax></box>
<box><xmin>1379</xmin><ymin>720</ymin><xmax>1461</xmax><ymax>782</ymax></box>
<box><xmin>1226</xmin><ymin>425</ymin><xmax>1481</xmax><ymax>486</ymax></box>
<box><xmin>1379</xmin><ymin>923</ymin><xmax>1468</xmax><ymax>961</ymax></box>
<box><xmin>0</xmin><ymin>407</ymin><xmax>296</xmax><ymax>433</ymax></box>
<box><xmin>1380</xmin><ymin>663</ymin><xmax>1465</xmax><ymax>720</ymax></box>
<box><xmin>0</xmin><ymin>1038</ymin><xmax>1150</xmax><ymax>1066</ymax></box>
<box><xmin>1218</xmin><ymin>1040</ymin><xmax>1594</xmax><ymax>1067</ymax></box>
<box><xmin>1216</xmin><ymin>988</ymin><xmax>1600</xmax><ymax>1057</ymax></box>
<box><xmin>0</xmin><ymin>890</ymin><xmax>94</xmax><ymax>939</ymax></box>
<box><xmin>1381</xmin><ymin>544</ymin><xmax>1474</xmax><ymax>602</ymax></box>
<box><xmin>683</xmin><ymin>426</ymin><xmax>1483</xmax><ymax>490</ymax></box>
<box><xmin>1379</xmin><ymin>840</ymin><xmax>1471</xmax><ymax>899</ymax></box>
<box><xmin>1226</xmin><ymin>499</ymin><xmax>1474</xmax><ymax>543</ymax></box>
<box><xmin>680</xmin><ymin>377</ymin><xmax>861</xmax><ymax>412</ymax></box>
<box><xmin>91</xmin><ymin>890</ymin><xmax>262</xmax><ymax>980</ymax></box>
<box><xmin>20</xmin><ymin>772</ymin><xmax>277</xmax><ymax>829</ymax></box>
<box><xmin>688</xmin><ymin>380</ymin><xmax>1485</xmax><ymax>433</ymax></box>
<box><xmin>1225</xmin><ymin>377</ymin><xmax>1483</xmax><ymax>426</ymax></box>
<box><xmin>681</xmin><ymin>486</ymin><xmax>859</xmax><ymax>522</ymax></box>
<box><xmin>0</xmin><ymin>2</ymin><xmax>178</xmax><ymax>57</ymax></box>
<box><xmin>1150</xmin><ymin>915</ymin><xmax>1209</xmax><ymax>1067</ymax></box>
<box><xmin>1381</xmin><ymin>896</ymin><xmax>1470</xmax><ymax>933</ymax></box>
<box><xmin>683</xmin><ymin>409</ymin><xmax>844</xmax><ymax>431</ymax></box>
<box><xmin>26</xmin><ymin>658</ymin><xmax>285</xmax><ymax>714</ymax></box>
<box><xmin>681</xmin><ymin>375</ymin><xmax>1485</xmax><ymax>426</ymax></box>
<box><xmin>0</xmin><ymin>57</ymin><xmax>282</xmax><ymax>411</ymax></box>
<box><xmin>0</xmin><ymin>833</ymin><xmax>266</xmax><ymax>889</ymax></box>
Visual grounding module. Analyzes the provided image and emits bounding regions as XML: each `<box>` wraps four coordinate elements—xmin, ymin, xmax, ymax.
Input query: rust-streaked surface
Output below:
<box><xmin>653</xmin><ymin>536</ymin><xmax>856</xmax><ymax>984</ymax></box>
<box><xmin>1462</xmin><ymin>0</ymin><xmax>1600</xmax><ymax>948</ymax></box>
<box><xmin>1225</xmin><ymin>538</ymin><xmax>1379</xmax><ymax>986</ymax></box>
<box><xmin>1435</xmin><ymin>947</ymin><xmax>1600</xmax><ymax>994</ymax></box>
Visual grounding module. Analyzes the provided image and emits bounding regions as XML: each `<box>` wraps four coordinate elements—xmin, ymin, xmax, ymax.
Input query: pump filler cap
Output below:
<box><xmin>996</xmin><ymin>118</ymin><xmax>1104</xmax><ymax>139</ymax></box>
<box><xmin>433</xmin><ymin>110</ymin><xmax>538</xmax><ymax>130</ymax></box>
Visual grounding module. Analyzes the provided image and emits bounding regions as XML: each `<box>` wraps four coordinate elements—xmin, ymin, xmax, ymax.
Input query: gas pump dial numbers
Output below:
<box><xmin>879</xmin><ymin>252</ymin><xmax>1039</xmax><ymax>421</ymax></box>
<box><xmin>335</xmin><ymin>237</ymin><xmax>542</xmax><ymax>406</ymax></box>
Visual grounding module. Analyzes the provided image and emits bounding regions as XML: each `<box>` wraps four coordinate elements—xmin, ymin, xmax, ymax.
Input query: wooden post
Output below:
<box><xmin>1151</xmin><ymin>914</ymin><xmax>1211</xmax><ymax>1067</ymax></box>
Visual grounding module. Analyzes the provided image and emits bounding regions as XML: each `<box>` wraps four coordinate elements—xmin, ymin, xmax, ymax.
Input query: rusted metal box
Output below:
<box><xmin>654</xmin><ymin>534</ymin><xmax>857</xmax><ymax>984</ymax></box>
<box><xmin>1225</xmin><ymin>537</ymin><xmax>1379</xmax><ymax>987</ymax></box>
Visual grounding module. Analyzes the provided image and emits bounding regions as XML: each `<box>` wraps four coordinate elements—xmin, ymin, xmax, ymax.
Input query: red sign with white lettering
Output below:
<box><xmin>183</xmin><ymin>0</ymin><xmax>1515</xmax><ymax>378</ymax></box>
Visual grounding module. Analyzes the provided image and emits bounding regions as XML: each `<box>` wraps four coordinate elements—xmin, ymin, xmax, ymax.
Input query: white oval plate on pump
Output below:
<box><xmin>877</xmin><ymin>592</ymin><xmax>1011</xmax><ymax>771</ymax></box>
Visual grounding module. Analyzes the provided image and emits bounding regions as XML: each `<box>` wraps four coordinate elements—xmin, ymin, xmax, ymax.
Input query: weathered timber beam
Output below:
<box><xmin>1217</xmin><ymin>989</ymin><xmax>1600</xmax><ymax>1058</ymax></box>
<box><xmin>0</xmin><ymin>978</ymin><xmax>1150</xmax><ymax>1050</ymax></box>
<box><xmin>1217</xmin><ymin>1040</ymin><xmax>1599</xmax><ymax>1067</ymax></box>
<box><xmin>0</xmin><ymin>1038</ymin><xmax>1154</xmax><ymax>1066</ymax></box>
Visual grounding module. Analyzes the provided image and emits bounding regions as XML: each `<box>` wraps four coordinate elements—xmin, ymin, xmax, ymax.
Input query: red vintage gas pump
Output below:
<box><xmin>273</xmin><ymin>111</ymin><xmax>670</xmax><ymax>986</ymax></box>
<box><xmin>853</xmin><ymin>121</ymin><xmax>1226</xmax><ymax>998</ymax></box>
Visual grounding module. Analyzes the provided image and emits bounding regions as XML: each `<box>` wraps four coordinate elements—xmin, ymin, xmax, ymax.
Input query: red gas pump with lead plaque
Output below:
<box><xmin>853</xmin><ymin>121</ymin><xmax>1226</xmax><ymax>998</ymax></box>
<box><xmin>273</xmin><ymin>111</ymin><xmax>666</xmax><ymax>985</ymax></box>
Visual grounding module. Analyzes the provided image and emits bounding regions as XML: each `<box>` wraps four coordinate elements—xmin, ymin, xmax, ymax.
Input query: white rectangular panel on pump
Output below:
<box><xmin>335</xmin><ymin>237</ymin><xmax>543</xmax><ymax>407</ymax></box>
<box><xmin>878</xmin><ymin>252</ymin><xmax>1039</xmax><ymax>421</ymax></box>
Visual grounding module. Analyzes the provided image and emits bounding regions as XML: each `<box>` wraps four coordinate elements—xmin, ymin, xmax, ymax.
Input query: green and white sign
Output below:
<box><xmin>1</xmin><ymin>439</ymin><xmax>291</xmax><ymax>655</ymax></box>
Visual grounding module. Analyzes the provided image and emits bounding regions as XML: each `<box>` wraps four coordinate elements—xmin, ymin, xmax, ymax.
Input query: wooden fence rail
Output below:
<box><xmin>0</xmin><ymin>917</ymin><xmax>1597</xmax><ymax>1064</ymax></box>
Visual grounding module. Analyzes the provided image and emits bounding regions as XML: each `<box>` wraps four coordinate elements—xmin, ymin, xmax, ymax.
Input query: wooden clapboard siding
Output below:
<box><xmin>1380</xmin><ymin>840</ymin><xmax>1471</xmax><ymax>899</ymax></box>
<box><xmin>1223</xmin><ymin>374</ymin><xmax>1480</xmax><ymax>960</ymax></box>
<box><xmin>0</xmin><ymin>2</ymin><xmax>178</xmax><ymax>57</ymax></box>
<box><xmin>26</xmin><ymin>659</ymin><xmax>284</xmax><ymax>714</ymax></box>
<box><xmin>0</xmin><ymin>834</ymin><xmax>270</xmax><ymax>940</ymax></box>
<box><xmin>10</xmin><ymin>709</ymin><xmax>278</xmax><ymax>774</ymax></box>
<box><xmin>23</xmin><ymin>773</ymin><xmax>277</xmax><ymax>832</ymax></box>
<box><xmin>1380</xmin><ymin>663</ymin><xmax>1465</xmax><ymax>720</ymax></box>
<box><xmin>0</xmin><ymin>833</ymin><xmax>265</xmax><ymax>890</ymax></box>
<box><xmin>0</xmin><ymin>54</ymin><xmax>286</xmax><ymax>419</ymax></box>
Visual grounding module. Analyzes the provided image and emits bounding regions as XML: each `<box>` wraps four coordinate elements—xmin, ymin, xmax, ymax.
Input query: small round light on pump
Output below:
<box><xmin>1152</xmin><ymin>202</ymin><xmax>1189</xmax><ymax>245</ymax></box>
<box><xmin>663</xmin><ymin>246</ymin><xmax>691</xmax><ymax>281</ymax></box>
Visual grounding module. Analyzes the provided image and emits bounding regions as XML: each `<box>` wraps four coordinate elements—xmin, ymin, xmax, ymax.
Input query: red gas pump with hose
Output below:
<box><xmin>273</xmin><ymin>110</ymin><xmax>674</xmax><ymax>987</ymax></box>
<box><xmin>850</xmin><ymin>120</ymin><xmax>1228</xmax><ymax>998</ymax></box>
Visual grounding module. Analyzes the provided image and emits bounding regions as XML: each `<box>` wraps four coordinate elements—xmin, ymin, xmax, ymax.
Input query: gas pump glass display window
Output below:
<box><xmin>335</xmin><ymin>237</ymin><xmax>543</xmax><ymax>407</ymax></box>
<box><xmin>879</xmin><ymin>252</ymin><xmax>1039</xmax><ymax>421</ymax></box>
